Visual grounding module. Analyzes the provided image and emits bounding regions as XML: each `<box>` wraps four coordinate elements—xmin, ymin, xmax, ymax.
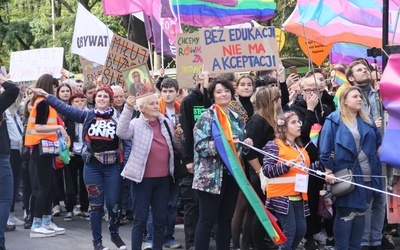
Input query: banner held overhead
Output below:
<box><xmin>200</xmin><ymin>27</ymin><xmax>280</xmax><ymax>74</ymax></box>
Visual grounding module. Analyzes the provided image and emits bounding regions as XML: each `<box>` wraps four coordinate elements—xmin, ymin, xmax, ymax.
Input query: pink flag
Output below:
<box><xmin>379</xmin><ymin>54</ymin><xmax>400</xmax><ymax>168</ymax></box>
<box><xmin>103</xmin><ymin>0</ymin><xmax>153</xmax><ymax>16</ymax></box>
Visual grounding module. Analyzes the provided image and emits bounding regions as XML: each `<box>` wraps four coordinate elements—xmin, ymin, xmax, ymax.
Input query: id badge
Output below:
<box><xmin>294</xmin><ymin>174</ymin><xmax>309</xmax><ymax>193</ymax></box>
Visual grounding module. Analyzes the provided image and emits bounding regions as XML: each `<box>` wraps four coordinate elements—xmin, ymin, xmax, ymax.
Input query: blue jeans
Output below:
<box><xmin>334</xmin><ymin>206</ymin><xmax>365</xmax><ymax>250</ymax></box>
<box><xmin>361</xmin><ymin>181</ymin><xmax>385</xmax><ymax>247</ymax></box>
<box><xmin>146</xmin><ymin>178</ymin><xmax>181</xmax><ymax>242</ymax></box>
<box><xmin>84</xmin><ymin>161</ymin><xmax>122</xmax><ymax>246</ymax></box>
<box><xmin>0</xmin><ymin>156</ymin><xmax>13</xmax><ymax>248</ymax></box>
<box><xmin>131</xmin><ymin>177</ymin><xmax>169</xmax><ymax>250</ymax></box>
<box><xmin>275</xmin><ymin>200</ymin><xmax>307</xmax><ymax>250</ymax></box>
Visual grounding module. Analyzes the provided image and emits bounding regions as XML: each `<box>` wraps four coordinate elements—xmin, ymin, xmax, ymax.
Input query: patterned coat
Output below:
<box><xmin>192</xmin><ymin>108</ymin><xmax>245</xmax><ymax>194</ymax></box>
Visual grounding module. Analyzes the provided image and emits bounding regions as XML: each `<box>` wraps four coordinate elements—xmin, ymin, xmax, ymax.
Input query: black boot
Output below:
<box><xmin>24</xmin><ymin>214</ymin><xmax>32</xmax><ymax>229</ymax></box>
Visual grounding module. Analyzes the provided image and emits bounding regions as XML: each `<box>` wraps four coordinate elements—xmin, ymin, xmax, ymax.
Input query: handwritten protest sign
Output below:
<box><xmin>9</xmin><ymin>47</ymin><xmax>64</xmax><ymax>82</ymax></box>
<box><xmin>200</xmin><ymin>27</ymin><xmax>280</xmax><ymax>74</ymax></box>
<box><xmin>79</xmin><ymin>56</ymin><xmax>103</xmax><ymax>83</ymax></box>
<box><xmin>101</xmin><ymin>34</ymin><xmax>149</xmax><ymax>93</ymax></box>
<box><xmin>122</xmin><ymin>63</ymin><xmax>155</xmax><ymax>99</ymax></box>
<box><xmin>176</xmin><ymin>33</ymin><xmax>203</xmax><ymax>89</ymax></box>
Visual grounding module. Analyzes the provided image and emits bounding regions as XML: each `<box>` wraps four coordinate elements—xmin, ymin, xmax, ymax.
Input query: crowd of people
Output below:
<box><xmin>0</xmin><ymin>57</ymin><xmax>395</xmax><ymax>250</ymax></box>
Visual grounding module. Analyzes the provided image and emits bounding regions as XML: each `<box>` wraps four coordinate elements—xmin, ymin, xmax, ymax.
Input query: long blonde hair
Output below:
<box><xmin>339</xmin><ymin>86</ymin><xmax>372</xmax><ymax>125</ymax></box>
<box><xmin>254</xmin><ymin>86</ymin><xmax>279</xmax><ymax>131</ymax></box>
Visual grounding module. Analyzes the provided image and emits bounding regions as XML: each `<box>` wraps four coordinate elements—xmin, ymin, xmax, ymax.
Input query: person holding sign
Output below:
<box><xmin>116</xmin><ymin>94</ymin><xmax>182</xmax><ymax>250</ymax></box>
<box><xmin>262</xmin><ymin>111</ymin><xmax>315</xmax><ymax>250</ymax></box>
<box><xmin>31</xmin><ymin>85</ymin><xmax>127</xmax><ymax>250</ymax></box>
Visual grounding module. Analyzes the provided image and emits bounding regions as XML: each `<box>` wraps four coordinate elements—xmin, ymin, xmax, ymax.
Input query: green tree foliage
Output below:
<box><xmin>0</xmin><ymin>0</ymin><xmax>304</xmax><ymax>74</ymax></box>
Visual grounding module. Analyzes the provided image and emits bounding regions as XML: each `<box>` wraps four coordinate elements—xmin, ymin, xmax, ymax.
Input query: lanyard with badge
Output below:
<box><xmin>290</xmin><ymin>142</ymin><xmax>309</xmax><ymax>193</ymax></box>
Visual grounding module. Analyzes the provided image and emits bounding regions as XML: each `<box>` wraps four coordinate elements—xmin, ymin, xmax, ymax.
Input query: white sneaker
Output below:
<box><xmin>52</xmin><ymin>205</ymin><xmax>61</xmax><ymax>217</ymax></box>
<box><xmin>73</xmin><ymin>206</ymin><xmax>81</xmax><ymax>216</ymax></box>
<box><xmin>103</xmin><ymin>213</ymin><xmax>109</xmax><ymax>222</ymax></box>
<box><xmin>7</xmin><ymin>218</ymin><xmax>15</xmax><ymax>226</ymax></box>
<box><xmin>9</xmin><ymin>214</ymin><xmax>24</xmax><ymax>226</ymax></box>
<box><xmin>30</xmin><ymin>226</ymin><xmax>56</xmax><ymax>238</ymax></box>
<box><xmin>313</xmin><ymin>231</ymin><xmax>327</xmax><ymax>245</ymax></box>
<box><xmin>44</xmin><ymin>222</ymin><xmax>66</xmax><ymax>235</ymax></box>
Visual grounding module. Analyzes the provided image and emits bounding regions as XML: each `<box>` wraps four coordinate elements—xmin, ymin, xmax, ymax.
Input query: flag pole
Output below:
<box><xmin>160</xmin><ymin>3</ymin><xmax>165</xmax><ymax>68</ymax></box>
<box><xmin>382</xmin><ymin>0</ymin><xmax>389</xmax><ymax>70</ymax></box>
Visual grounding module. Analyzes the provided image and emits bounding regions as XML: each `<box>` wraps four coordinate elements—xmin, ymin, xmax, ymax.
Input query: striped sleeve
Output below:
<box><xmin>262</xmin><ymin>141</ymin><xmax>290</xmax><ymax>178</ymax></box>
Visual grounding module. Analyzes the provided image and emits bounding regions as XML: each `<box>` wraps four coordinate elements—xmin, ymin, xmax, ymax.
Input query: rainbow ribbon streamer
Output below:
<box><xmin>211</xmin><ymin>104</ymin><xmax>286</xmax><ymax>245</ymax></box>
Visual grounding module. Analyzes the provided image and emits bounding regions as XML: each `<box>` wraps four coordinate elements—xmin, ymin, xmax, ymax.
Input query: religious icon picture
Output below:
<box><xmin>122</xmin><ymin>63</ymin><xmax>155</xmax><ymax>98</ymax></box>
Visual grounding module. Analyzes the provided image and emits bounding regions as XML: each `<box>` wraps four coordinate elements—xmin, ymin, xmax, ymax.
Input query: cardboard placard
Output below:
<box><xmin>101</xmin><ymin>34</ymin><xmax>149</xmax><ymax>94</ymax></box>
<box><xmin>9</xmin><ymin>47</ymin><xmax>64</xmax><ymax>82</ymax></box>
<box><xmin>176</xmin><ymin>33</ymin><xmax>203</xmax><ymax>89</ymax></box>
<box><xmin>122</xmin><ymin>63</ymin><xmax>155</xmax><ymax>99</ymax></box>
<box><xmin>79</xmin><ymin>56</ymin><xmax>103</xmax><ymax>83</ymax></box>
<box><xmin>200</xmin><ymin>27</ymin><xmax>280</xmax><ymax>74</ymax></box>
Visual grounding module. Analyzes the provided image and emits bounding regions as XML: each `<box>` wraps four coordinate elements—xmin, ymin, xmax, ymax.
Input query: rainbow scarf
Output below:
<box><xmin>211</xmin><ymin>104</ymin><xmax>286</xmax><ymax>245</ymax></box>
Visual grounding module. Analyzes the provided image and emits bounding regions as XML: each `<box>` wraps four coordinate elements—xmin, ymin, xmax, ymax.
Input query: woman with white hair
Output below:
<box><xmin>116</xmin><ymin>94</ymin><xmax>182</xmax><ymax>250</ymax></box>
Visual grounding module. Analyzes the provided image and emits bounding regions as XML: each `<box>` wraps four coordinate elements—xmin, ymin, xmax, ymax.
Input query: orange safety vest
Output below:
<box><xmin>24</xmin><ymin>97</ymin><xmax>58</xmax><ymax>146</ymax></box>
<box><xmin>266</xmin><ymin>139</ymin><xmax>311</xmax><ymax>200</ymax></box>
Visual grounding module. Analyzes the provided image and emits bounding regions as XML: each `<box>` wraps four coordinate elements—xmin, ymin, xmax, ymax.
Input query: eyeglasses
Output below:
<box><xmin>302</xmin><ymin>88</ymin><xmax>318</xmax><ymax>93</ymax></box>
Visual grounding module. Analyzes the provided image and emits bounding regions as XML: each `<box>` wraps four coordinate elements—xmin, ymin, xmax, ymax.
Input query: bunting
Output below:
<box><xmin>211</xmin><ymin>104</ymin><xmax>286</xmax><ymax>245</ymax></box>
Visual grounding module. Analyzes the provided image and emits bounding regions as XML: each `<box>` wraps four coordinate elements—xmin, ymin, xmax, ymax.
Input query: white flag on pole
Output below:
<box><xmin>71</xmin><ymin>3</ymin><xmax>113</xmax><ymax>65</ymax></box>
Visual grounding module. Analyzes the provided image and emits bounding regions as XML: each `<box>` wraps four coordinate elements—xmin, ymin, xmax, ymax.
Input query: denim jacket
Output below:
<box><xmin>319</xmin><ymin>110</ymin><xmax>382</xmax><ymax>210</ymax></box>
<box><xmin>192</xmin><ymin>108</ymin><xmax>245</xmax><ymax>194</ymax></box>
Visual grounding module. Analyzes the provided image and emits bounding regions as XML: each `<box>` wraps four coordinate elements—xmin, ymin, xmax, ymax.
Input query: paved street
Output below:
<box><xmin>4</xmin><ymin>202</ymin><xmax>400</xmax><ymax>249</ymax></box>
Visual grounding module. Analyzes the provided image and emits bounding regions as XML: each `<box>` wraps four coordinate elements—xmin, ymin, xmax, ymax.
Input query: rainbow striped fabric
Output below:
<box><xmin>211</xmin><ymin>104</ymin><xmax>286</xmax><ymax>245</ymax></box>
<box><xmin>332</xmin><ymin>70</ymin><xmax>348</xmax><ymax>87</ymax></box>
<box><xmin>170</xmin><ymin>0</ymin><xmax>276</xmax><ymax>27</ymax></box>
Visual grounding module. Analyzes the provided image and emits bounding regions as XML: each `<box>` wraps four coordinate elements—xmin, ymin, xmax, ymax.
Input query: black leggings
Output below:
<box><xmin>31</xmin><ymin>145</ymin><xmax>55</xmax><ymax>218</ymax></box>
<box><xmin>10</xmin><ymin>149</ymin><xmax>22</xmax><ymax>212</ymax></box>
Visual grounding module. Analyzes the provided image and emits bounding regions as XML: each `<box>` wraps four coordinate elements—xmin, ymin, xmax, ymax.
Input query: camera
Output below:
<box><xmin>367</xmin><ymin>47</ymin><xmax>382</xmax><ymax>58</ymax></box>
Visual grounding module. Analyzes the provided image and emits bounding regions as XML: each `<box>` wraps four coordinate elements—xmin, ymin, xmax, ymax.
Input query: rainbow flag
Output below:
<box><xmin>211</xmin><ymin>104</ymin><xmax>286</xmax><ymax>245</ymax></box>
<box><xmin>333</xmin><ymin>82</ymin><xmax>351</xmax><ymax>108</ymax></box>
<box><xmin>332</xmin><ymin>70</ymin><xmax>348</xmax><ymax>87</ymax></box>
<box><xmin>330</xmin><ymin>42</ymin><xmax>382</xmax><ymax>66</ymax></box>
<box><xmin>310</xmin><ymin>123</ymin><xmax>322</xmax><ymax>147</ymax></box>
<box><xmin>170</xmin><ymin>0</ymin><xmax>276</xmax><ymax>27</ymax></box>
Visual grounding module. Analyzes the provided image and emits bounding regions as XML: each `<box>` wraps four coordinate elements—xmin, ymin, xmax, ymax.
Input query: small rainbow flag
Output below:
<box><xmin>211</xmin><ymin>104</ymin><xmax>286</xmax><ymax>245</ymax></box>
<box><xmin>333</xmin><ymin>82</ymin><xmax>351</xmax><ymax>108</ymax></box>
<box><xmin>332</xmin><ymin>70</ymin><xmax>348</xmax><ymax>87</ymax></box>
<box><xmin>310</xmin><ymin>123</ymin><xmax>322</xmax><ymax>147</ymax></box>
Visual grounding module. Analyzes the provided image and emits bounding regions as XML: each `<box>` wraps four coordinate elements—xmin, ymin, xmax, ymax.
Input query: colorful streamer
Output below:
<box><xmin>211</xmin><ymin>104</ymin><xmax>286</xmax><ymax>245</ymax></box>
